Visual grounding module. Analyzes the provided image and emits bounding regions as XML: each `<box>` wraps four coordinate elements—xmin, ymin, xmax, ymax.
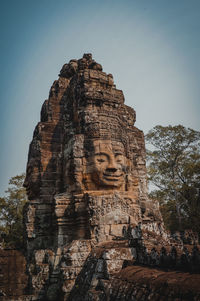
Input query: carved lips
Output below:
<box><xmin>103</xmin><ymin>172</ymin><xmax>123</xmax><ymax>182</ymax></box>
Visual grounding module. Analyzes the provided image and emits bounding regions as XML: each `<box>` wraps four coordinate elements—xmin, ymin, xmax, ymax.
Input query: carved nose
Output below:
<box><xmin>107</xmin><ymin>167</ymin><xmax>118</xmax><ymax>173</ymax></box>
<box><xmin>107</xmin><ymin>158</ymin><xmax>118</xmax><ymax>172</ymax></box>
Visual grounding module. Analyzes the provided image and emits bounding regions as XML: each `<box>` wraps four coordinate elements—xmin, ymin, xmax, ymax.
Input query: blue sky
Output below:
<box><xmin>0</xmin><ymin>0</ymin><xmax>200</xmax><ymax>194</ymax></box>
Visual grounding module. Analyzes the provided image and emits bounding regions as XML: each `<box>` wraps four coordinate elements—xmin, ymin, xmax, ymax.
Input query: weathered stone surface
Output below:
<box><xmin>106</xmin><ymin>265</ymin><xmax>200</xmax><ymax>301</ymax></box>
<box><xmin>0</xmin><ymin>249</ymin><xmax>29</xmax><ymax>300</ymax></box>
<box><xmin>20</xmin><ymin>54</ymin><xmax>200</xmax><ymax>300</ymax></box>
<box><xmin>24</xmin><ymin>53</ymin><xmax>150</xmax><ymax>254</ymax></box>
<box><xmin>64</xmin><ymin>242</ymin><xmax>200</xmax><ymax>301</ymax></box>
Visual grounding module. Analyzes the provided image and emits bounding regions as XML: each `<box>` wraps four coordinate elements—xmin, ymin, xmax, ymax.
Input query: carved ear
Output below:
<box><xmin>82</xmin><ymin>157</ymin><xmax>90</xmax><ymax>190</ymax></box>
<box><xmin>124</xmin><ymin>158</ymin><xmax>131</xmax><ymax>172</ymax></box>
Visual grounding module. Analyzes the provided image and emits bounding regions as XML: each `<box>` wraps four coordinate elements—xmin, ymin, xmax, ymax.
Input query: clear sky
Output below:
<box><xmin>0</xmin><ymin>0</ymin><xmax>200</xmax><ymax>195</ymax></box>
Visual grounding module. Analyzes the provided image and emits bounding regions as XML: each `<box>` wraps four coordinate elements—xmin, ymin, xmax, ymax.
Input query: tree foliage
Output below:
<box><xmin>146</xmin><ymin>125</ymin><xmax>200</xmax><ymax>232</ymax></box>
<box><xmin>0</xmin><ymin>174</ymin><xmax>27</xmax><ymax>249</ymax></box>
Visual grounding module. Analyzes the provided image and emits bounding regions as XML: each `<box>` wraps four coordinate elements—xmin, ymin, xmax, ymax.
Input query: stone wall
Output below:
<box><xmin>1</xmin><ymin>245</ymin><xmax>200</xmax><ymax>300</ymax></box>
<box><xmin>0</xmin><ymin>249</ymin><xmax>28</xmax><ymax>300</ymax></box>
<box><xmin>66</xmin><ymin>242</ymin><xmax>200</xmax><ymax>301</ymax></box>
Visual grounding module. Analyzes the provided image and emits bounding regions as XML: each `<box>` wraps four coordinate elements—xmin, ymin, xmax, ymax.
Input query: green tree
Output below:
<box><xmin>0</xmin><ymin>174</ymin><xmax>27</xmax><ymax>249</ymax></box>
<box><xmin>145</xmin><ymin>125</ymin><xmax>200</xmax><ymax>232</ymax></box>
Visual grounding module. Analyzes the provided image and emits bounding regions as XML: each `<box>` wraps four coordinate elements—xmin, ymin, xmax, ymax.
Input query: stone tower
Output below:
<box><xmin>23</xmin><ymin>54</ymin><xmax>199</xmax><ymax>301</ymax></box>
<box><xmin>24</xmin><ymin>53</ymin><xmax>155</xmax><ymax>249</ymax></box>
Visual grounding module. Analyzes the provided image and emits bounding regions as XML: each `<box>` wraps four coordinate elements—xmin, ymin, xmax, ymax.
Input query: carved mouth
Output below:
<box><xmin>103</xmin><ymin>173</ymin><xmax>123</xmax><ymax>181</ymax></box>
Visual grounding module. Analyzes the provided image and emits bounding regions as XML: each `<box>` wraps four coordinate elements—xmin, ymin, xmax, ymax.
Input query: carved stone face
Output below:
<box><xmin>24</xmin><ymin>159</ymin><xmax>40</xmax><ymax>199</ymax></box>
<box><xmin>89</xmin><ymin>140</ymin><xmax>127</xmax><ymax>189</ymax></box>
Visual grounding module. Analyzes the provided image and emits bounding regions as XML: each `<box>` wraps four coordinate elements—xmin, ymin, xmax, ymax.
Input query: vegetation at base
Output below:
<box><xmin>0</xmin><ymin>174</ymin><xmax>27</xmax><ymax>249</ymax></box>
<box><xmin>146</xmin><ymin>125</ymin><xmax>200</xmax><ymax>233</ymax></box>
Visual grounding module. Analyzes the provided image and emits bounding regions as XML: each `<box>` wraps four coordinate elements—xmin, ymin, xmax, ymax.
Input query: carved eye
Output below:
<box><xmin>97</xmin><ymin>158</ymin><xmax>105</xmax><ymax>163</ymax></box>
<box><xmin>95</xmin><ymin>153</ymin><xmax>108</xmax><ymax>163</ymax></box>
<box><xmin>115</xmin><ymin>154</ymin><xmax>124</xmax><ymax>163</ymax></box>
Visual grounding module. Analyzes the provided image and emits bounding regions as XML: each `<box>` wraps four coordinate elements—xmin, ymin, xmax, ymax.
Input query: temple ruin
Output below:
<box><xmin>1</xmin><ymin>54</ymin><xmax>200</xmax><ymax>300</ymax></box>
